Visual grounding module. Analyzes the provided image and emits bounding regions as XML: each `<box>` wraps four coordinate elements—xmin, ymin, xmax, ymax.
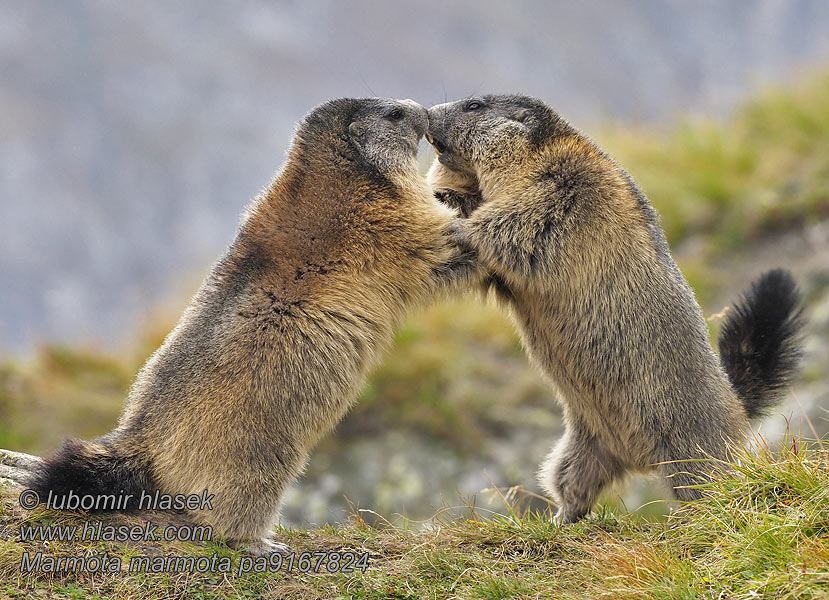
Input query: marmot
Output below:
<box><xmin>26</xmin><ymin>98</ymin><xmax>480</xmax><ymax>554</ymax></box>
<box><xmin>426</xmin><ymin>95</ymin><xmax>804</xmax><ymax>523</ymax></box>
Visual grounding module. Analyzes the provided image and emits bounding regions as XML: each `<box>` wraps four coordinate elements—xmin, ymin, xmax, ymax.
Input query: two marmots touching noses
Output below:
<box><xmin>22</xmin><ymin>96</ymin><xmax>804</xmax><ymax>555</ymax></box>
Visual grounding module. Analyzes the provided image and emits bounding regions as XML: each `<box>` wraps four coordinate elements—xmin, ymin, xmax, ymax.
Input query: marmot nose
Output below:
<box><xmin>427</xmin><ymin>103</ymin><xmax>451</xmax><ymax>122</ymax></box>
<box><xmin>400</xmin><ymin>99</ymin><xmax>428</xmax><ymax>137</ymax></box>
<box><xmin>426</xmin><ymin>104</ymin><xmax>450</xmax><ymax>137</ymax></box>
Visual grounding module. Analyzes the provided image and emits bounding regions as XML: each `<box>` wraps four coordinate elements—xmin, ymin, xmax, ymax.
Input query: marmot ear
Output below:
<box><xmin>512</xmin><ymin>108</ymin><xmax>531</xmax><ymax>123</ymax></box>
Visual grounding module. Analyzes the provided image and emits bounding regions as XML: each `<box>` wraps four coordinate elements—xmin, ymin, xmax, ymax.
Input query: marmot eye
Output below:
<box><xmin>465</xmin><ymin>101</ymin><xmax>482</xmax><ymax>111</ymax></box>
<box><xmin>386</xmin><ymin>108</ymin><xmax>404</xmax><ymax>120</ymax></box>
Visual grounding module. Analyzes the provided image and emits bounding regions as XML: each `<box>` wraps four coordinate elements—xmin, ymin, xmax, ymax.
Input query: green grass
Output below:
<box><xmin>1</xmin><ymin>440</ymin><xmax>826</xmax><ymax>599</ymax></box>
<box><xmin>599</xmin><ymin>73</ymin><xmax>829</xmax><ymax>254</ymax></box>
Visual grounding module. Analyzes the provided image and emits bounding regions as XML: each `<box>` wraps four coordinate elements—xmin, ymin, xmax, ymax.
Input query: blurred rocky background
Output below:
<box><xmin>1</xmin><ymin>0</ymin><xmax>827</xmax><ymax>526</ymax></box>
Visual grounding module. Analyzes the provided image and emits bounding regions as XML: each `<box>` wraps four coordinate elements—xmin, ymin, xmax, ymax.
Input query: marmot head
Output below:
<box><xmin>426</xmin><ymin>95</ymin><xmax>569</xmax><ymax>176</ymax></box>
<box><xmin>296</xmin><ymin>98</ymin><xmax>428</xmax><ymax>182</ymax></box>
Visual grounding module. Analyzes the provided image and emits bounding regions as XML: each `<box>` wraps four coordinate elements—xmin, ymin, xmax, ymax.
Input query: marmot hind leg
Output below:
<box><xmin>538</xmin><ymin>420</ymin><xmax>625</xmax><ymax>524</ymax></box>
<box><xmin>185</xmin><ymin>470</ymin><xmax>295</xmax><ymax>556</ymax></box>
<box><xmin>655</xmin><ymin>422</ymin><xmax>739</xmax><ymax>503</ymax></box>
<box><xmin>657</xmin><ymin>447</ymin><xmax>721</xmax><ymax>503</ymax></box>
<box><xmin>209</xmin><ymin>491</ymin><xmax>293</xmax><ymax>556</ymax></box>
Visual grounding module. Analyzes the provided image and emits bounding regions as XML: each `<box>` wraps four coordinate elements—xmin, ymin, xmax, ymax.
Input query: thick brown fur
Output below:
<box><xmin>426</xmin><ymin>95</ymin><xmax>804</xmax><ymax>523</ymax></box>
<box><xmin>28</xmin><ymin>98</ymin><xmax>480</xmax><ymax>554</ymax></box>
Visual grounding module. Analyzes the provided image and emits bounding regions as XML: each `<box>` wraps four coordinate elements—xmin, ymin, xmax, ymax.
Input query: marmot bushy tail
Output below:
<box><xmin>26</xmin><ymin>97</ymin><xmax>481</xmax><ymax>556</ymax></box>
<box><xmin>28</xmin><ymin>437</ymin><xmax>152</xmax><ymax>511</ymax></box>
<box><xmin>718</xmin><ymin>269</ymin><xmax>805</xmax><ymax>420</ymax></box>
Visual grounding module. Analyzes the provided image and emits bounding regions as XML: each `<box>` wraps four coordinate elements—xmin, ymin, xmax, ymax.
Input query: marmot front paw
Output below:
<box><xmin>447</xmin><ymin>218</ymin><xmax>474</xmax><ymax>250</ymax></box>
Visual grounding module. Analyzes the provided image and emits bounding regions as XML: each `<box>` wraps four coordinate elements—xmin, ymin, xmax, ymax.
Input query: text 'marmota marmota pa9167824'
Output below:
<box><xmin>426</xmin><ymin>95</ymin><xmax>805</xmax><ymax>524</ymax></box>
<box><xmin>25</xmin><ymin>98</ymin><xmax>481</xmax><ymax>555</ymax></box>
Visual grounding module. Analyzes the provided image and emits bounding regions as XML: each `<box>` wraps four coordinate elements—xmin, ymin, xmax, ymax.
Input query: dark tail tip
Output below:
<box><xmin>26</xmin><ymin>437</ymin><xmax>153</xmax><ymax>512</ymax></box>
<box><xmin>718</xmin><ymin>269</ymin><xmax>805</xmax><ymax>420</ymax></box>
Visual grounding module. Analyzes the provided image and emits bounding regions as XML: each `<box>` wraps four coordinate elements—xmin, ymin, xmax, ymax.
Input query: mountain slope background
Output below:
<box><xmin>2</xmin><ymin>0</ymin><xmax>829</xmax><ymax>352</ymax></box>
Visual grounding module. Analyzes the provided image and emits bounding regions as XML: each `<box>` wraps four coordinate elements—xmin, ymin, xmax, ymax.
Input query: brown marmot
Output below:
<box><xmin>26</xmin><ymin>98</ymin><xmax>480</xmax><ymax>554</ymax></box>
<box><xmin>426</xmin><ymin>95</ymin><xmax>804</xmax><ymax>523</ymax></box>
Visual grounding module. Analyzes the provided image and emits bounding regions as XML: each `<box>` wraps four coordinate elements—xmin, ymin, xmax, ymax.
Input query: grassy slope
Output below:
<box><xmin>603</xmin><ymin>73</ymin><xmax>829</xmax><ymax>249</ymax></box>
<box><xmin>1</xmin><ymin>442</ymin><xmax>827</xmax><ymax>599</ymax></box>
